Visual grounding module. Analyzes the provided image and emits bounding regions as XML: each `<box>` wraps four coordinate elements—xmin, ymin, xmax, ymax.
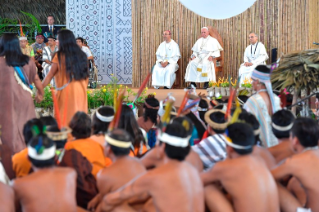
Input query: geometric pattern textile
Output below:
<box><xmin>66</xmin><ymin>0</ymin><xmax>132</xmax><ymax>84</ymax></box>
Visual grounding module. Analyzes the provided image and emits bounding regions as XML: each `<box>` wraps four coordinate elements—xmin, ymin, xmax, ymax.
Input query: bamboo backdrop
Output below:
<box><xmin>132</xmin><ymin>0</ymin><xmax>319</xmax><ymax>87</ymax></box>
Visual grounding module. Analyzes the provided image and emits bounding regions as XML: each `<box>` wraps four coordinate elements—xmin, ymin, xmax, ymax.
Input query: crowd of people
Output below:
<box><xmin>0</xmin><ymin>16</ymin><xmax>319</xmax><ymax>212</ymax></box>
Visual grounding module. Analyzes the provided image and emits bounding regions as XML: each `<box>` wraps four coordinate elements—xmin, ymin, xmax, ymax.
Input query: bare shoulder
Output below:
<box><xmin>291</xmin><ymin>150</ymin><xmax>319</xmax><ymax>164</ymax></box>
<box><xmin>143</xmin><ymin>163</ymin><xmax>169</xmax><ymax>180</ymax></box>
<box><xmin>97</xmin><ymin>166</ymin><xmax>112</xmax><ymax>182</ymax></box>
<box><xmin>0</xmin><ymin>182</ymin><xmax>14</xmax><ymax>195</ymax></box>
<box><xmin>182</xmin><ymin>160</ymin><xmax>198</xmax><ymax>171</ymax></box>
<box><xmin>215</xmin><ymin>156</ymin><xmax>258</xmax><ymax>173</ymax></box>
<box><xmin>58</xmin><ymin>167</ymin><xmax>77</xmax><ymax>176</ymax></box>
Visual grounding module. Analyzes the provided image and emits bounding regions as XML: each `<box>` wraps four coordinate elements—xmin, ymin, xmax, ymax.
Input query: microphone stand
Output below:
<box><xmin>287</xmin><ymin>91</ymin><xmax>318</xmax><ymax>118</ymax></box>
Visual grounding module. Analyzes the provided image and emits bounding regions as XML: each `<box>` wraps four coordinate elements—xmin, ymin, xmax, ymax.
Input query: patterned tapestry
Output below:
<box><xmin>66</xmin><ymin>0</ymin><xmax>132</xmax><ymax>84</ymax></box>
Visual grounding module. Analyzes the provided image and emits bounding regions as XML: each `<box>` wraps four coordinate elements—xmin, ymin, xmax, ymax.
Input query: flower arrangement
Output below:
<box><xmin>238</xmin><ymin>77</ymin><xmax>253</xmax><ymax>96</ymax></box>
<box><xmin>220</xmin><ymin>80</ymin><xmax>229</xmax><ymax>88</ymax></box>
<box><xmin>208</xmin><ymin>77</ymin><xmax>237</xmax><ymax>97</ymax></box>
<box><xmin>87</xmin><ymin>75</ymin><xmax>152</xmax><ymax>110</ymax></box>
<box><xmin>241</xmin><ymin>77</ymin><xmax>252</xmax><ymax>88</ymax></box>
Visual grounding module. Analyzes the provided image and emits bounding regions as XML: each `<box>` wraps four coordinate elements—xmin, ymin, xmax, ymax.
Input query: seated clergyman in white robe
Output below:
<box><xmin>152</xmin><ymin>30</ymin><xmax>181</xmax><ymax>89</ymax></box>
<box><xmin>185</xmin><ymin>27</ymin><xmax>223</xmax><ymax>88</ymax></box>
<box><xmin>239</xmin><ymin>32</ymin><xmax>268</xmax><ymax>86</ymax></box>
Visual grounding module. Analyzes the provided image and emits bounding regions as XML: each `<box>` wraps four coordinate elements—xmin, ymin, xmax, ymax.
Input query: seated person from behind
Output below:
<box><xmin>87</xmin><ymin>129</ymin><xmax>147</xmax><ymax>211</ymax></box>
<box><xmin>119</xmin><ymin>105</ymin><xmax>149</xmax><ymax>157</ymax></box>
<box><xmin>192</xmin><ymin>109</ymin><xmax>228</xmax><ymax>170</ymax></box>
<box><xmin>12</xmin><ymin>118</ymin><xmax>44</xmax><ymax>178</ymax></box>
<box><xmin>268</xmin><ymin>109</ymin><xmax>295</xmax><ymax>163</ymax></box>
<box><xmin>272</xmin><ymin>117</ymin><xmax>319</xmax><ymax>212</ymax></box>
<box><xmin>141</xmin><ymin>116</ymin><xmax>203</xmax><ymax>172</ymax></box>
<box><xmin>91</xmin><ymin>106</ymin><xmax>115</xmax><ymax>167</ymax></box>
<box><xmin>12</xmin><ymin>134</ymin><xmax>77</xmax><ymax>212</ymax></box>
<box><xmin>65</xmin><ymin>112</ymin><xmax>106</xmax><ymax>177</ymax></box>
<box><xmin>100</xmin><ymin>123</ymin><xmax>204</xmax><ymax>212</ymax></box>
<box><xmin>201</xmin><ymin>123</ymin><xmax>280</xmax><ymax>212</ymax></box>
<box><xmin>137</xmin><ymin>95</ymin><xmax>160</xmax><ymax>134</ymax></box>
<box><xmin>238</xmin><ymin>111</ymin><xmax>276</xmax><ymax>169</ymax></box>
<box><xmin>91</xmin><ymin>106</ymin><xmax>115</xmax><ymax>147</ymax></box>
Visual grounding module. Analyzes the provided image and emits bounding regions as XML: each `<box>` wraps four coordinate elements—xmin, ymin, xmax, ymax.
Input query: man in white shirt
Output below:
<box><xmin>238</xmin><ymin>32</ymin><xmax>269</xmax><ymax>86</ymax></box>
<box><xmin>76</xmin><ymin>37</ymin><xmax>94</xmax><ymax>60</ymax></box>
<box><xmin>152</xmin><ymin>30</ymin><xmax>181</xmax><ymax>89</ymax></box>
<box><xmin>185</xmin><ymin>27</ymin><xmax>223</xmax><ymax>89</ymax></box>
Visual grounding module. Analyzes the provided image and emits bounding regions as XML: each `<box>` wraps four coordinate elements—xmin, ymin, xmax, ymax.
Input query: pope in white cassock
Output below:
<box><xmin>239</xmin><ymin>32</ymin><xmax>269</xmax><ymax>86</ymax></box>
<box><xmin>152</xmin><ymin>30</ymin><xmax>181</xmax><ymax>89</ymax></box>
<box><xmin>185</xmin><ymin>27</ymin><xmax>223</xmax><ymax>89</ymax></box>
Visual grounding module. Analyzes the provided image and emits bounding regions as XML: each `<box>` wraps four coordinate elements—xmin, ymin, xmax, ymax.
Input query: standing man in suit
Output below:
<box><xmin>42</xmin><ymin>15</ymin><xmax>60</xmax><ymax>43</ymax></box>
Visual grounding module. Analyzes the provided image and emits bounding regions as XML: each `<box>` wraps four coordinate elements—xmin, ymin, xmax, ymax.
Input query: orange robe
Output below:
<box><xmin>52</xmin><ymin>55</ymin><xmax>88</xmax><ymax>126</ymax></box>
<box><xmin>64</xmin><ymin>138</ymin><xmax>106</xmax><ymax>177</ymax></box>
<box><xmin>12</xmin><ymin>149</ymin><xmax>32</xmax><ymax>178</ymax></box>
<box><xmin>90</xmin><ymin>135</ymin><xmax>112</xmax><ymax>167</ymax></box>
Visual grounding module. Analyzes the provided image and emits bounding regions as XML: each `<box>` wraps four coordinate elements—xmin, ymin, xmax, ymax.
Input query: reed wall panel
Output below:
<box><xmin>132</xmin><ymin>0</ymin><xmax>319</xmax><ymax>87</ymax></box>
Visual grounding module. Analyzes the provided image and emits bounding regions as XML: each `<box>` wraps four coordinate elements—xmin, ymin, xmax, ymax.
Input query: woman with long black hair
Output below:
<box><xmin>42</xmin><ymin>29</ymin><xmax>89</xmax><ymax>126</ymax></box>
<box><xmin>118</xmin><ymin>105</ymin><xmax>148</xmax><ymax>157</ymax></box>
<box><xmin>0</xmin><ymin>33</ymin><xmax>44</xmax><ymax>155</ymax></box>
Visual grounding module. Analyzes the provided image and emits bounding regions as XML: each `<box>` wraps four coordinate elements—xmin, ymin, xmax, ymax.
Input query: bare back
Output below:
<box><xmin>186</xmin><ymin>149</ymin><xmax>204</xmax><ymax>172</ymax></box>
<box><xmin>0</xmin><ymin>182</ymin><xmax>15</xmax><ymax>212</ymax></box>
<box><xmin>285</xmin><ymin>150</ymin><xmax>319</xmax><ymax>211</ymax></box>
<box><xmin>146</xmin><ymin>161</ymin><xmax>204</xmax><ymax>212</ymax></box>
<box><xmin>141</xmin><ymin>147</ymin><xmax>203</xmax><ymax>172</ymax></box>
<box><xmin>97</xmin><ymin>156</ymin><xmax>146</xmax><ymax>194</ymax></box>
<box><xmin>215</xmin><ymin>155</ymin><xmax>279</xmax><ymax>212</ymax></box>
<box><xmin>13</xmin><ymin>167</ymin><xmax>77</xmax><ymax>212</ymax></box>
<box><xmin>268</xmin><ymin>141</ymin><xmax>294</xmax><ymax>163</ymax></box>
<box><xmin>253</xmin><ymin>146</ymin><xmax>276</xmax><ymax>169</ymax></box>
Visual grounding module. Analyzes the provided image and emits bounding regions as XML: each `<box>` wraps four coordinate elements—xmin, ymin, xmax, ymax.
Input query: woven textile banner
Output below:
<box><xmin>66</xmin><ymin>0</ymin><xmax>132</xmax><ymax>84</ymax></box>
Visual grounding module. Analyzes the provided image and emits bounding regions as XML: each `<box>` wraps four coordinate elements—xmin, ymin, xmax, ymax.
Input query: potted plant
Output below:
<box><xmin>214</xmin><ymin>78</ymin><xmax>224</xmax><ymax>98</ymax></box>
<box><xmin>207</xmin><ymin>81</ymin><xmax>216</xmax><ymax>97</ymax></box>
<box><xmin>220</xmin><ymin>79</ymin><xmax>229</xmax><ymax>96</ymax></box>
<box><xmin>87</xmin><ymin>74</ymin><xmax>150</xmax><ymax>117</ymax></box>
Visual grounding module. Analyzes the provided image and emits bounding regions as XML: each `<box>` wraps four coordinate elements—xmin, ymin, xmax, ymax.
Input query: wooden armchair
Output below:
<box><xmin>208</xmin><ymin>26</ymin><xmax>224</xmax><ymax>79</ymax></box>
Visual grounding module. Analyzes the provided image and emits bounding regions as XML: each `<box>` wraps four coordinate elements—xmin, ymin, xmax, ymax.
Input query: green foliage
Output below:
<box><xmin>241</xmin><ymin>83</ymin><xmax>252</xmax><ymax>88</ymax></box>
<box><xmin>220</xmin><ymin>82</ymin><xmax>230</xmax><ymax>87</ymax></box>
<box><xmin>87</xmin><ymin>75</ymin><xmax>149</xmax><ymax>109</ymax></box>
<box><xmin>208</xmin><ymin>81</ymin><xmax>214</xmax><ymax>87</ymax></box>
<box><xmin>34</xmin><ymin>77</ymin><xmax>150</xmax><ymax>111</ymax></box>
<box><xmin>0</xmin><ymin>11</ymin><xmax>42</xmax><ymax>43</ymax></box>
<box><xmin>34</xmin><ymin>86</ymin><xmax>53</xmax><ymax>109</ymax></box>
<box><xmin>21</xmin><ymin>11</ymin><xmax>42</xmax><ymax>33</ymax></box>
<box><xmin>0</xmin><ymin>17</ymin><xmax>19</xmax><ymax>36</ymax></box>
